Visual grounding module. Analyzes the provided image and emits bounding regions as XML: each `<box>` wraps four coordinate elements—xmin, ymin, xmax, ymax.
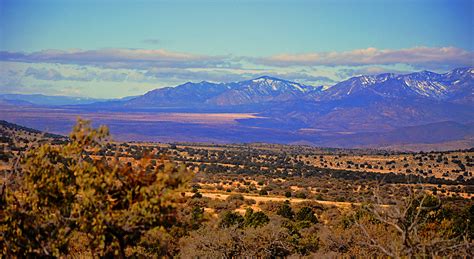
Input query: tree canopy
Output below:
<box><xmin>1</xmin><ymin>119</ymin><xmax>193</xmax><ymax>257</ymax></box>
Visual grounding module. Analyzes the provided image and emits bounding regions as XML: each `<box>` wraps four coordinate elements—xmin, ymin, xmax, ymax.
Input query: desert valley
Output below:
<box><xmin>1</xmin><ymin>0</ymin><xmax>473</xmax><ymax>257</ymax></box>
<box><xmin>1</xmin><ymin>114</ymin><xmax>473</xmax><ymax>257</ymax></box>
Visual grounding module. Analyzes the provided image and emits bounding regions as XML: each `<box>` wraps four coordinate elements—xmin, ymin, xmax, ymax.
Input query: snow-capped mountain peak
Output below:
<box><xmin>320</xmin><ymin>67</ymin><xmax>473</xmax><ymax>101</ymax></box>
<box><xmin>248</xmin><ymin>76</ymin><xmax>313</xmax><ymax>93</ymax></box>
<box><xmin>125</xmin><ymin>67</ymin><xmax>472</xmax><ymax>107</ymax></box>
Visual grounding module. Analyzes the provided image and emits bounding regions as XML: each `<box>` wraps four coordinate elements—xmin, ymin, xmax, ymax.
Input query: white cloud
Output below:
<box><xmin>253</xmin><ymin>47</ymin><xmax>474</xmax><ymax>68</ymax></box>
<box><xmin>0</xmin><ymin>48</ymin><xmax>237</xmax><ymax>69</ymax></box>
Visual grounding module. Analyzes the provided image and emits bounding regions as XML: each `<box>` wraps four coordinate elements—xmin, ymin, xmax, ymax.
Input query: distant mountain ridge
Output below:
<box><xmin>122</xmin><ymin>67</ymin><xmax>473</xmax><ymax>108</ymax></box>
<box><xmin>0</xmin><ymin>93</ymin><xmax>137</xmax><ymax>106</ymax></box>
<box><xmin>125</xmin><ymin>76</ymin><xmax>323</xmax><ymax>107</ymax></box>
<box><xmin>4</xmin><ymin>68</ymin><xmax>472</xmax><ymax>107</ymax></box>
<box><xmin>0</xmin><ymin>94</ymin><xmax>107</xmax><ymax>106</ymax></box>
<box><xmin>1</xmin><ymin>67</ymin><xmax>472</xmax><ymax>150</ymax></box>
<box><xmin>318</xmin><ymin>67</ymin><xmax>473</xmax><ymax>103</ymax></box>
<box><xmin>119</xmin><ymin>67</ymin><xmax>473</xmax><ymax>132</ymax></box>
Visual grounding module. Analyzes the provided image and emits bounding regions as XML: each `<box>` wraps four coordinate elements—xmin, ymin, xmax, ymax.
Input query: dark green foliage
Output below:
<box><xmin>189</xmin><ymin>206</ymin><xmax>204</xmax><ymax>230</ymax></box>
<box><xmin>192</xmin><ymin>192</ymin><xmax>203</xmax><ymax>199</ymax></box>
<box><xmin>219</xmin><ymin>211</ymin><xmax>245</xmax><ymax>228</ymax></box>
<box><xmin>244</xmin><ymin>208</ymin><xmax>270</xmax><ymax>228</ymax></box>
<box><xmin>295</xmin><ymin>192</ymin><xmax>307</xmax><ymax>199</ymax></box>
<box><xmin>219</xmin><ymin>209</ymin><xmax>270</xmax><ymax>229</ymax></box>
<box><xmin>277</xmin><ymin>201</ymin><xmax>294</xmax><ymax>219</ymax></box>
<box><xmin>296</xmin><ymin>207</ymin><xmax>318</xmax><ymax>224</ymax></box>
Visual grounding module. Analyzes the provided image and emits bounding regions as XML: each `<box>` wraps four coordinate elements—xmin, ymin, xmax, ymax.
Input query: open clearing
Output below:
<box><xmin>189</xmin><ymin>190</ymin><xmax>363</xmax><ymax>208</ymax></box>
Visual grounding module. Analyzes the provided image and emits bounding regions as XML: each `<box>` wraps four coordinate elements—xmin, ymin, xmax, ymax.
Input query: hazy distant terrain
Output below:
<box><xmin>1</xmin><ymin>68</ymin><xmax>472</xmax><ymax>151</ymax></box>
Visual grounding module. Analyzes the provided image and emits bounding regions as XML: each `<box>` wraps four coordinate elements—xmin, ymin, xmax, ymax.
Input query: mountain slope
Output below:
<box><xmin>125</xmin><ymin>81</ymin><xmax>230</xmax><ymax>107</ymax></box>
<box><xmin>206</xmin><ymin>76</ymin><xmax>321</xmax><ymax>106</ymax></box>
<box><xmin>240</xmin><ymin>68</ymin><xmax>474</xmax><ymax>135</ymax></box>
<box><xmin>319</xmin><ymin>67</ymin><xmax>473</xmax><ymax>101</ymax></box>
<box><xmin>124</xmin><ymin>76</ymin><xmax>322</xmax><ymax>107</ymax></box>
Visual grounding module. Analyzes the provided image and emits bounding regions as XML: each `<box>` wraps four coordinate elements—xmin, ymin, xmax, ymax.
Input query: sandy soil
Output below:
<box><xmin>187</xmin><ymin>190</ymin><xmax>362</xmax><ymax>208</ymax></box>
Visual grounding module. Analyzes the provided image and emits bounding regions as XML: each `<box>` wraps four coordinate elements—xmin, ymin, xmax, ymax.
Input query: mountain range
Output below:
<box><xmin>120</xmin><ymin>67</ymin><xmax>474</xmax><ymax>134</ymax></box>
<box><xmin>1</xmin><ymin>67</ymin><xmax>473</xmax><ymax>150</ymax></box>
<box><xmin>123</xmin><ymin>76</ymin><xmax>323</xmax><ymax>107</ymax></box>
<box><xmin>121</xmin><ymin>67</ymin><xmax>472</xmax><ymax>108</ymax></box>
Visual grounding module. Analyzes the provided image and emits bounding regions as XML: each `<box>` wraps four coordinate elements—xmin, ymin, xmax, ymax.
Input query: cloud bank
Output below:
<box><xmin>1</xmin><ymin>46</ymin><xmax>472</xmax><ymax>70</ymax></box>
<box><xmin>253</xmin><ymin>47</ymin><xmax>474</xmax><ymax>68</ymax></box>
<box><xmin>0</xmin><ymin>48</ymin><xmax>235</xmax><ymax>69</ymax></box>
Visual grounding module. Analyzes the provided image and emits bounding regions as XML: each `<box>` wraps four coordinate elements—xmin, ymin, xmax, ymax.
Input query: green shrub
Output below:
<box><xmin>277</xmin><ymin>201</ymin><xmax>294</xmax><ymax>219</ymax></box>
<box><xmin>1</xmin><ymin>119</ymin><xmax>194</xmax><ymax>257</ymax></box>
<box><xmin>244</xmin><ymin>208</ymin><xmax>269</xmax><ymax>228</ymax></box>
<box><xmin>295</xmin><ymin>207</ymin><xmax>318</xmax><ymax>224</ymax></box>
<box><xmin>219</xmin><ymin>211</ymin><xmax>244</xmax><ymax>228</ymax></box>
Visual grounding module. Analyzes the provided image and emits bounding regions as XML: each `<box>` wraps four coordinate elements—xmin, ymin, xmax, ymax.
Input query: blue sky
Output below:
<box><xmin>0</xmin><ymin>0</ymin><xmax>473</xmax><ymax>98</ymax></box>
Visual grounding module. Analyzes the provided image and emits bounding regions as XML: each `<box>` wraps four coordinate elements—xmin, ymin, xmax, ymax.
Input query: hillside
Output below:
<box><xmin>0</xmin><ymin>120</ymin><xmax>67</xmax><ymax>167</ymax></box>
